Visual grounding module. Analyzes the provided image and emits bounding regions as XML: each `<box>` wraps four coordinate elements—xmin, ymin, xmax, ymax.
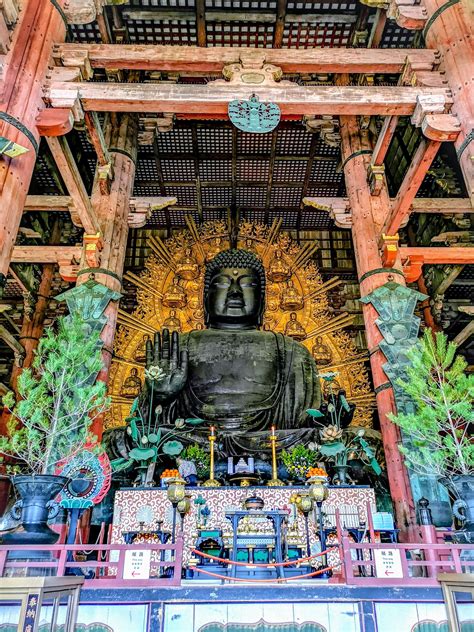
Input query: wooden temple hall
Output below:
<box><xmin>0</xmin><ymin>1</ymin><xmax>473</xmax><ymax>631</ymax></box>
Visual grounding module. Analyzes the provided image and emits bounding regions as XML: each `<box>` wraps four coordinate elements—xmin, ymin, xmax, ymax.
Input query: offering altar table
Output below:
<box><xmin>111</xmin><ymin>486</ymin><xmax>377</xmax><ymax>572</ymax></box>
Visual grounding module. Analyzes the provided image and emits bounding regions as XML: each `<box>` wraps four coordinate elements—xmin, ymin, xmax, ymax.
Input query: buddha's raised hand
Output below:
<box><xmin>145</xmin><ymin>329</ymin><xmax>188</xmax><ymax>402</ymax></box>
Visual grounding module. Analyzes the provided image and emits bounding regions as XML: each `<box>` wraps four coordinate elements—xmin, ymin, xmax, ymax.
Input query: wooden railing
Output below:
<box><xmin>341</xmin><ymin>535</ymin><xmax>474</xmax><ymax>586</ymax></box>
<box><xmin>0</xmin><ymin>538</ymin><xmax>184</xmax><ymax>588</ymax></box>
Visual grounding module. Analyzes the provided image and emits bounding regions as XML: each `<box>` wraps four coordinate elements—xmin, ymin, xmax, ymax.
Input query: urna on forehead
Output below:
<box><xmin>203</xmin><ymin>248</ymin><xmax>266</xmax><ymax>296</ymax></box>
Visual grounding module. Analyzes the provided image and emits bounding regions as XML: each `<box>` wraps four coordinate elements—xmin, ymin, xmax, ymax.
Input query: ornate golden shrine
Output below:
<box><xmin>107</xmin><ymin>219</ymin><xmax>375</xmax><ymax>430</ymax></box>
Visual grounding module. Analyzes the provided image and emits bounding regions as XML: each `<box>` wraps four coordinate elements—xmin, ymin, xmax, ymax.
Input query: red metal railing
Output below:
<box><xmin>341</xmin><ymin>535</ymin><xmax>474</xmax><ymax>586</ymax></box>
<box><xmin>0</xmin><ymin>537</ymin><xmax>184</xmax><ymax>588</ymax></box>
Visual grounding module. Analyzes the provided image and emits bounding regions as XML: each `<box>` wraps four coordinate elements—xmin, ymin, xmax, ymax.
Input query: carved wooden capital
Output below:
<box><xmin>221</xmin><ymin>58</ymin><xmax>286</xmax><ymax>87</ymax></box>
<box><xmin>381</xmin><ymin>234</ymin><xmax>399</xmax><ymax>267</ymax></box>
<box><xmin>83</xmin><ymin>232</ymin><xmax>103</xmax><ymax>268</ymax></box>
<box><xmin>367</xmin><ymin>164</ymin><xmax>385</xmax><ymax>196</ymax></box>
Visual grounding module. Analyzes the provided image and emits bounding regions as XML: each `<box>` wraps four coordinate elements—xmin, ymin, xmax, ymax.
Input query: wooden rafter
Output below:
<box><xmin>195</xmin><ymin>0</ymin><xmax>206</xmax><ymax>47</ymax></box>
<box><xmin>273</xmin><ymin>0</ymin><xmax>287</xmax><ymax>49</ymax></box>
<box><xmin>371</xmin><ymin>116</ymin><xmax>399</xmax><ymax>166</ymax></box>
<box><xmin>54</xmin><ymin>44</ymin><xmax>437</xmax><ymax>74</ymax></box>
<box><xmin>382</xmin><ymin>138</ymin><xmax>441</xmax><ymax>236</ymax></box>
<box><xmin>46</xmin><ymin>136</ymin><xmax>101</xmax><ymax>235</ymax></box>
<box><xmin>46</xmin><ymin>82</ymin><xmax>452</xmax><ymax>116</ymax></box>
<box><xmin>11</xmin><ymin>246</ymin><xmax>82</xmax><ymax>263</ymax></box>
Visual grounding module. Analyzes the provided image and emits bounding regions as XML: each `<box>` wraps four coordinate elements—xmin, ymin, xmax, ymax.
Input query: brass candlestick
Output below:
<box><xmin>268</xmin><ymin>426</ymin><xmax>284</xmax><ymax>486</ymax></box>
<box><xmin>203</xmin><ymin>426</ymin><xmax>221</xmax><ymax>487</ymax></box>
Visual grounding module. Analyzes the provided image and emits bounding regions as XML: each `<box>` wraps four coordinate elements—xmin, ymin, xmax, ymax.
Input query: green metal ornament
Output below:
<box><xmin>228</xmin><ymin>94</ymin><xmax>280</xmax><ymax>133</ymax></box>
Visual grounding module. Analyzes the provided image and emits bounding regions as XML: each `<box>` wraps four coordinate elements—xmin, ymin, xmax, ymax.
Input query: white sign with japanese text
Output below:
<box><xmin>374</xmin><ymin>548</ymin><xmax>404</xmax><ymax>578</ymax></box>
<box><xmin>123</xmin><ymin>549</ymin><xmax>151</xmax><ymax>580</ymax></box>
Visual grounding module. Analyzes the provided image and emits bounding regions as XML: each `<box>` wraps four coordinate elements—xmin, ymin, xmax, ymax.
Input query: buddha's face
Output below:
<box><xmin>206</xmin><ymin>266</ymin><xmax>262</xmax><ymax>329</ymax></box>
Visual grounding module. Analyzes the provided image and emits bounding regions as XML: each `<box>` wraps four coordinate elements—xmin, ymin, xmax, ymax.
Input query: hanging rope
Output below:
<box><xmin>191</xmin><ymin>563</ymin><xmax>340</xmax><ymax>583</ymax></box>
<box><xmin>191</xmin><ymin>547</ymin><xmax>336</xmax><ymax>567</ymax></box>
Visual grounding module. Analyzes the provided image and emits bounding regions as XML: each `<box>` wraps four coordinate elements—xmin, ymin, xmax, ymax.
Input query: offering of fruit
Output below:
<box><xmin>160</xmin><ymin>468</ymin><xmax>179</xmax><ymax>478</ymax></box>
<box><xmin>306</xmin><ymin>467</ymin><xmax>328</xmax><ymax>478</ymax></box>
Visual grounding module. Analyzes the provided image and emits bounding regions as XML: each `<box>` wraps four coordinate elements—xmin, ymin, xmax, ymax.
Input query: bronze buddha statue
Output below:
<box><xmin>140</xmin><ymin>249</ymin><xmax>321</xmax><ymax>454</ymax></box>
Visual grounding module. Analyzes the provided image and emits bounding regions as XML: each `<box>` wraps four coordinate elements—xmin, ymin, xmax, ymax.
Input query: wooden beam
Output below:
<box><xmin>454</xmin><ymin>320</ymin><xmax>474</xmax><ymax>347</ymax></box>
<box><xmin>54</xmin><ymin>43</ymin><xmax>438</xmax><ymax>74</ymax></box>
<box><xmin>84</xmin><ymin>111</ymin><xmax>111</xmax><ymax>167</ymax></box>
<box><xmin>46</xmin><ymin>136</ymin><xmax>101</xmax><ymax>235</ymax></box>
<box><xmin>382</xmin><ymin>139</ymin><xmax>441</xmax><ymax>236</ymax></box>
<box><xmin>11</xmin><ymin>245</ymin><xmax>82</xmax><ymax>263</ymax></box>
<box><xmin>399</xmin><ymin>246</ymin><xmax>474</xmax><ymax>265</ymax></box>
<box><xmin>435</xmin><ymin>265</ymin><xmax>465</xmax><ymax>296</ymax></box>
<box><xmin>411</xmin><ymin>198</ymin><xmax>473</xmax><ymax>214</ymax></box>
<box><xmin>24</xmin><ymin>195</ymin><xmax>74</xmax><ymax>212</ymax></box>
<box><xmin>371</xmin><ymin>116</ymin><xmax>399</xmax><ymax>166</ymax></box>
<box><xmin>46</xmin><ymin>81</ymin><xmax>452</xmax><ymax>116</ymax></box>
<box><xmin>0</xmin><ymin>324</ymin><xmax>23</xmax><ymax>357</ymax></box>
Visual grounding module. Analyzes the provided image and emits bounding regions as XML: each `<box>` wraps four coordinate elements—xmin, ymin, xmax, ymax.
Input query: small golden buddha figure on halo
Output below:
<box><xmin>163</xmin><ymin>309</ymin><xmax>182</xmax><ymax>332</ymax></box>
<box><xmin>135</xmin><ymin>334</ymin><xmax>150</xmax><ymax>362</ymax></box>
<box><xmin>120</xmin><ymin>367</ymin><xmax>142</xmax><ymax>399</ymax></box>
<box><xmin>187</xmin><ymin>280</ymin><xmax>202</xmax><ymax>310</ymax></box>
<box><xmin>280</xmin><ymin>279</ymin><xmax>304</xmax><ymax>311</ymax></box>
<box><xmin>285</xmin><ymin>312</ymin><xmax>306</xmax><ymax>340</ymax></box>
<box><xmin>311</xmin><ymin>336</ymin><xmax>333</xmax><ymax>366</ymax></box>
<box><xmin>268</xmin><ymin>249</ymin><xmax>291</xmax><ymax>283</ymax></box>
<box><xmin>206</xmin><ymin>237</ymin><xmax>224</xmax><ymax>262</ymax></box>
<box><xmin>162</xmin><ymin>276</ymin><xmax>187</xmax><ymax>309</ymax></box>
<box><xmin>176</xmin><ymin>247</ymin><xmax>199</xmax><ymax>280</ymax></box>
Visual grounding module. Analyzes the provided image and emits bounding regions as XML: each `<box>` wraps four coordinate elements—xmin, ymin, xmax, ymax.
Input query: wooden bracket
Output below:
<box><xmin>58</xmin><ymin>262</ymin><xmax>80</xmax><ymax>282</ymax></box>
<box><xmin>387</xmin><ymin>0</ymin><xmax>428</xmax><ymax>30</ymax></box>
<box><xmin>83</xmin><ymin>232</ymin><xmax>103</xmax><ymax>268</ymax></box>
<box><xmin>302</xmin><ymin>196</ymin><xmax>351</xmax><ymax>228</ymax></box>
<box><xmin>303</xmin><ymin>115</ymin><xmax>341</xmax><ymax>147</ymax></box>
<box><xmin>381</xmin><ymin>234</ymin><xmax>399</xmax><ymax>267</ymax></box>
<box><xmin>401</xmin><ymin>254</ymin><xmax>424</xmax><ymax>283</ymax></box>
<box><xmin>128</xmin><ymin>196</ymin><xmax>177</xmax><ymax>228</ymax></box>
<box><xmin>368</xmin><ymin>163</ymin><xmax>386</xmax><ymax>195</ymax></box>
<box><xmin>36</xmin><ymin>108</ymin><xmax>74</xmax><ymax>137</ymax></box>
<box><xmin>52</xmin><ymin>44</ymin><xmax>93</xmax><ymax>80</ymax></box>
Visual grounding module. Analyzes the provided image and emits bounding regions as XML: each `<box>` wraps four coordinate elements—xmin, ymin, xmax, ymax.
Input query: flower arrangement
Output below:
<box><xmin>281</xmin><ymin>445</ymin><xmax>318</xmax><ymax>480</ymax></box>
<box><xmin>179</xmin><ymin>443</ymin><xmax>210</xmax><ymax>480</ymax></box>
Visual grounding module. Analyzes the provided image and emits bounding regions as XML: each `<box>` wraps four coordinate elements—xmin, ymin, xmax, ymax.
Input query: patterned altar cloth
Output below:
<box><xmin>111</xmin><ymin>486</ymin><xmax>376</xmax><ymax>567</ymax></box>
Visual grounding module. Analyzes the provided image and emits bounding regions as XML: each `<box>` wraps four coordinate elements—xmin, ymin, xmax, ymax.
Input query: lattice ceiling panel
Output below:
<box><xmin>270</xmin><ymin>186</ymin><xmax>303</xmax><ymax>206</ymax></box>
<box><xmin>197</xmin><ymin>127</ymin><xmax>233</xmax><ymax>153</ymax></box>
<box><xmin>126</xmin><ymin>19</ymin><xmax>198</xmax><ymax>44</ymax></box>
<box><xmin>161</xmin><ymin>159</ymin><xmax>196</xmax><ymax>181</ymax></box>
<box><xmin>380</xmin><ymin>21</ymin><xmax>417</xmax><ymax>48</ymax></box>
<box><xmin>273</xmin><ymin>160</ymin><xmax>308</xmax><ymax>183</ymax></box>
<box><xmin>202</xmin><ymin>208</ymin><xmax>228</xmax><ymax>222</ymax></box>
<box><xmin>165</xmin><ymin>185</ymin><xmax>198</xmax><ymax>205</ymax></box>
<box><xmin>201</xmin><ymin>187</ymin><xmax>232</xmax><ymax>206</ymax></box>
<box><xmin>236</xmin><ymin>186</ymin><xmax>267</xmax><ymax>207</ymax></box>
<box><xmin>199</xmin><ymin>159</ymin><xmax>232</xmax><ymax>181</ymax></box>
<box><xmin>282</xmin><ymin>22</ymin><xmax>353</xmax><ymax>48</ymax></box>
<box><xmin>206</xmin><ymin>0</ymin><xmax>277</xmax><ymax>7</ymax></box>
<box><xmin>237</xmin><ymin>159</ymin><xmax>270</xmax><ymax>182</ymax></box>
<box><xmin>267</xmin><ymin>209</ymin><xmax>299</xmax><ymax>230</ymax></box>
<box><xmin>157</xmin><ymin>128</ymin><xmax>193</xmax><ymax>153</ymax></box>
<box><xmin>299</xmin><ymin>209</ymin><xmax>335</xmax><ymax>229</ymax></box>
<box><xmin>241</xmin><ymin>209</ymin><xmax>267</xmax><ymax>223</ymax></box>
<box><xmin>206</xmin><ymin>22</ymin><xmax>274</xmax><ymax>47</ymax></box>
<box><xmin>69</xmin><ymin>23</ymin><xmax>102</xmax><ymax>43</ymax></box>
<box><xmin>276</xmin><ymin>128</ymin><xmax>313</xmax><ymax>155</ymax></box>
<box><xmin>237</xmin><ymin>132</ymin><xmax>274</xmax><ymax>155</ymax></box>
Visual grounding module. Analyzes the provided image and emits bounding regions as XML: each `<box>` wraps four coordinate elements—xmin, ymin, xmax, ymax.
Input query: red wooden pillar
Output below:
<box><xmin>422</xmin><ymin>0</ymin><xmax>474</xmax><ymax>201</ymax></box>
<box><xmin>0</xmin><ymin>0</ymin><xmax>67</xmax><ymax>285</ymax></box>
<box><xmin>340</xmin><ymin>115</ymin><xmax>416</xmax><ymax>535</ymax></box>
<box><xmin>77</xmin><ymin>114</ymin><xmax>138</xmax><ymax>439</ymax></box>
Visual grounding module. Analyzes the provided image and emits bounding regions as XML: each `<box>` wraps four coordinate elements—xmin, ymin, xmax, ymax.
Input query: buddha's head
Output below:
<box><xmin>204</xmin><ymin>249</ymin><xmax>266</xmax><ymax>330</ymax></box>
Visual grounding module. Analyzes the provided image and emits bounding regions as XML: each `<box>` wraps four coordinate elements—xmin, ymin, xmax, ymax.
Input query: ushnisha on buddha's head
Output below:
<box><xmin>203</xmin><ymin>249</ymin><xmax>266</xmax><ymax>330</ymax></box>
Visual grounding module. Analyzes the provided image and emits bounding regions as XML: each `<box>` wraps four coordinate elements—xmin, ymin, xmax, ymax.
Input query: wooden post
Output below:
<box><xmin>77</xmin><ymin>114</ymin><xmax>138</xmax><ymax>439</ymax></box>
<box><xmin>0</xmin><ymin>0</ymin><xmax>66</xmax><ymax>286</ymax></box>
<box><xmin>422</xmin><ymin>0</ymin><xmax>474</xmax><ymax>202</ymax></box>
<box><xmin>339</xmin><ymin>114</ymin><xmax>416</xmax><ymax>535</ymax></box>
<box><xmin>9</xmin><ymin>221</ymin><xmax>62</xmax><ymax>394</ymax></box>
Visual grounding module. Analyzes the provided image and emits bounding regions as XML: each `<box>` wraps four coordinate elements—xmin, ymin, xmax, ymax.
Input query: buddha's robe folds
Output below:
<box><xmin>141</xmin><ymin>329</ymin><xmax>321</xmax><ymax>454</ymax></box>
